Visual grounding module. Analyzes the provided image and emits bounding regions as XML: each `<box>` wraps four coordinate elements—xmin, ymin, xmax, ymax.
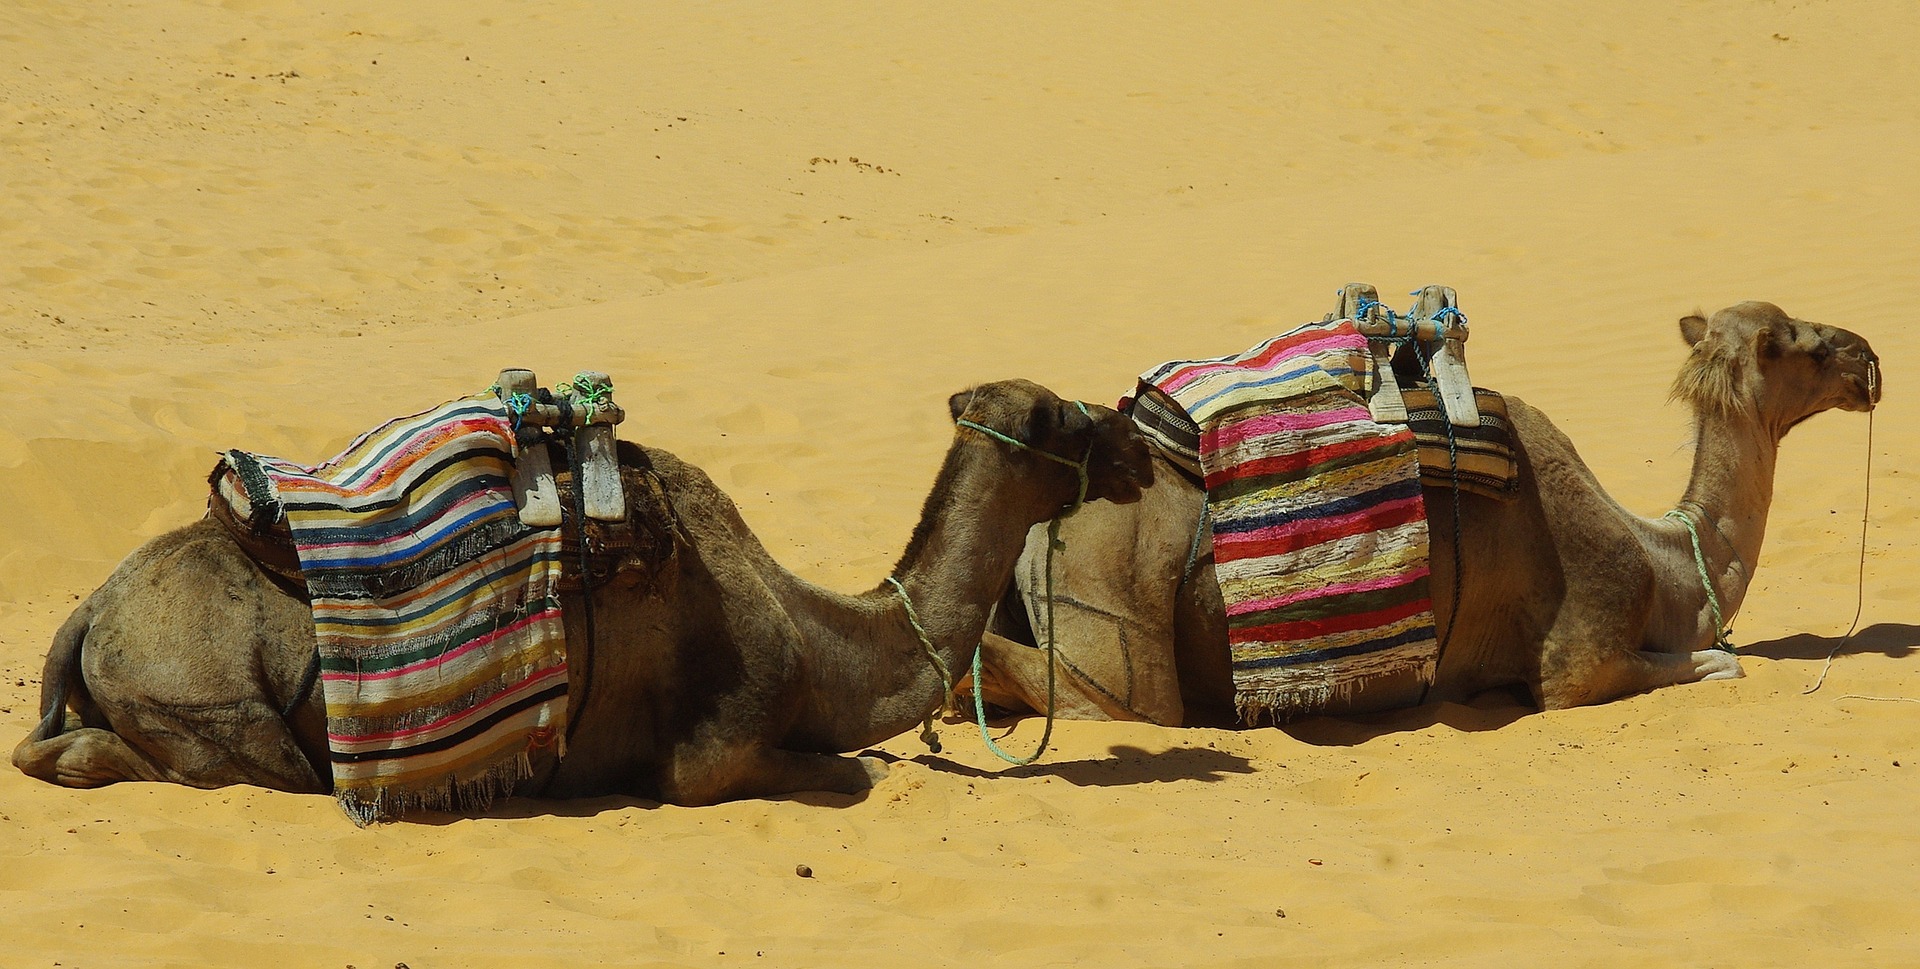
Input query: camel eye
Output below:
<box><xmin>1811</xmin><ymin>344</ymin><xmax>1832</xmax><ymax>365</ymax></box>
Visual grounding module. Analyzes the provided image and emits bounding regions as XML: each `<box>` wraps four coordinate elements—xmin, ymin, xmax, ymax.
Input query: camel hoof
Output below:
<box><xmin>1695</xmin><ymin>649</ymin><xmax>1745</xmax><ymax>681</ymax></box>
<box><xmin>856</xmin><ymin>755</ymin><xmax>891</xmax><ymax>788</ymax></box>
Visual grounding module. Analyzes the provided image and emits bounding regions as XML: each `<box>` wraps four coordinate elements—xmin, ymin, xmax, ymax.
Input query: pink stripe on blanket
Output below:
<box><xmin>1204</xmin><ymin>404</ymin><xmax>1373</xmax><ymax>452</ymax></box>
<box><xmin>1156</xmin><ymin>332</ymin><xmax>1363</xmax><ymax>394</ymax></box>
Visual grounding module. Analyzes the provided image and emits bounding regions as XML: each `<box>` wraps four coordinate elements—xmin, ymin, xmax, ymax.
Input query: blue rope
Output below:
<box><xmin>1353</xmin><ymin>299</ymin><xmax>1399</xmax><ymax>331</ymax></box>
<box><xmin>505</xmin><ymin>392</ymin><xmax>535</xmax><ymax>433</ymax></box>
<box><xmin>959</xmin><ymin>401</ymin><xmax>1095</xmax><ymax>766</ymax></box>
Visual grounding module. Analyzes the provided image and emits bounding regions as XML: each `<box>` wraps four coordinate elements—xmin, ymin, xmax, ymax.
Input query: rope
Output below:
<box><xmin>1181</xmin><ymin>504</ymin><xmax>1211</xmax><ymax>586</ymax></box>
<box><xmin>1805</xmin><ymin>394</ymin><xmax>1875</xmax><ymax>695</ymax></box>
<box><xmin>942</xmin><ymin>401</ymin><xmax>1096</xmax><ymax>766</ymax></box>
<box><xmin>1383</xmin><ymin>304</ymin><xmax>1467</xmax><ymax>704</ymax></box>
<box><xmin>1663</xmin><ymin>508</ymin><xmax>1735</xmax><ymax>652</ymax></box>
<box><xmin>505</xmin><ymin>392</ymin><xmax>535</xmax><ymax>433</ymax></box>
<box><xmin>886</xmin><ymin>575</ymin><xmax>954</xmax><ymax>753</ymax></box>
<box><xmin>1352</xmin><ymin>299</ymin><xmax>1397</xmax><ymax>332</ymax></box>
<box><xmin>558</xmin><ymin>373</ymin><xmax>615</xmax><ymax>424</ymax></box>
<box><xmin>281</xmin><ymin>649</ymin><xmax>323</xmax><ymax>721</ymax></box>
<box><xmin>563</xmin><ymin>429</ymin><xmax>597</xmax><ymax>746</ymax></box>
<box><xmin>970</xmin><ymin>513</ymin><xmax>1064</xmax><ymax>766</ymax></box>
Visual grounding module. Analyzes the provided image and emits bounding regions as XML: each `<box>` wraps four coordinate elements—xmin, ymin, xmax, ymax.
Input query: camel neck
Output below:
<box><xmin>1656</xmin><ymin>407</ymin><xmax>1780</xmax><ymax>648</ymax></box>
<box><xmin>1677</xmin><ymin>408</ymin><xmax>1777</xmax><ymax>580</ymax></box>
<box><xmin>783</xmin><ymin>436</ymin><xmax>1074</xmax><ymax>753</ymax></box>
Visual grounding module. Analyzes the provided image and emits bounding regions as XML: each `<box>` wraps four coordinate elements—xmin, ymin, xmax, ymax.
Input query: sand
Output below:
<box><xmin>4</xmin><ymin>2</ymin><xmax>1919</xmax><ymax>965</ymax></box>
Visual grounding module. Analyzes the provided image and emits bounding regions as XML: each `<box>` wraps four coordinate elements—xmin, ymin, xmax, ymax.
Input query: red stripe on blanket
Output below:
<box><xmin>1212</xmin><ymin>496</ymin><xmax>1427</xmax><ymax>564</ymax></box>
<box><xmin>1228</xmin><ymin>595</ymin><xmax>1432</xmax><ymax>644</ymax></box>
<box><xmin>1203</xmin><ymin>433</ymin><xmax>1392</xmax><ymax>491</ymax></box>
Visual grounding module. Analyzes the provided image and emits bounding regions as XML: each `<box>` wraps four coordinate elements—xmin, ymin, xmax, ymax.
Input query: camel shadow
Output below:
<box><xmin>1278</xmin><ymin>685</ymin><xmax>1535</xmax><ymax>747</ymax></box>
<box><xmin>1738</xmin><ymin>622</ymin><xmax>1919</xmax><ymax>662</ymax></box>
<box><xmin>894</xmin><ymin>743</ymin><xmax>1254</xmax><ymax>788</ymax></box>
<box><xmin>404</xmin><ymin>787</ymin><xmax>881</xmax><ymax>825</ymax></box>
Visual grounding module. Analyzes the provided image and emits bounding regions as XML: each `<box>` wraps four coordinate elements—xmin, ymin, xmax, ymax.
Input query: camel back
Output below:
<box><xmin>1120</xmin><ymin>318</ymin><xmax>1441</xmax><ymax>720</ymax></box>
<box><xmin>1127</xmin><ymin>346</ymin><xmax>1520</xmax><ymax>501</ymax></box>
<box><xmin>201</xmin><ymin>373</ymin><xmax>672</xmax><ymax>821</ymax></box>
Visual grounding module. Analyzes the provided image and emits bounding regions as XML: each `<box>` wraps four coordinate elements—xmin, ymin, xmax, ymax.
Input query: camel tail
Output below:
<box><xmin>25</xmin><ymin>602</ymin><xmax>92</xmax><ymax>744</ymax></box>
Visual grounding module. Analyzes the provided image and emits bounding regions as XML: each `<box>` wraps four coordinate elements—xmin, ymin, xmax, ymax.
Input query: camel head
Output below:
<box><xmin>1672</xmin><ymin>301</ymin><xmax>1881</xmax><ymax>435</ymax></box>
<box><xmin>948</xmin><ymin>379</ymin><xmax>1154</xmax><ymax>507</ymax></box>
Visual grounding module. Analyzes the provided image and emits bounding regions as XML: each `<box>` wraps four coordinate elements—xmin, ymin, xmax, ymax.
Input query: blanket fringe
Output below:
<box><xmin>338</xmin><ymin>751</ymin><xmax>542</xmax><ymax>827</ymax></box>
<box><xmin>1233</xmin><ymin>656</ymin><xmax>1437</xmax><ymax>724</ymax></box>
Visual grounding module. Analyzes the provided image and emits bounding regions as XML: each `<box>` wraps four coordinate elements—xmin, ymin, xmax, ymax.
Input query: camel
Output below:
<box><xmin>974</xmin><ymin>302</ymin><xmax>1881</xmax><ymax>726</ymax></box>
<box><xmin>14</xmin><ymin>379</ymin><xmax>1152</xmax><ymax>808</ymax></box>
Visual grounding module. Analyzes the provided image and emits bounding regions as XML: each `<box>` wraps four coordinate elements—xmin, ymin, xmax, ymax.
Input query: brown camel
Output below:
<box><xmin>975</xmin><ymin>302</ymin><xmax>1880</xmax><ymax>726</ymax></box>
<box><xmin>14</xmin><ymin>379</ymin><xmax>1152</xmax><ymax>807</ymax></box>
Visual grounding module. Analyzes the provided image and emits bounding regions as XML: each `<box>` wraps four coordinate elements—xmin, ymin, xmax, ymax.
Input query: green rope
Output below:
<box><xmin>880</xmin><ymin>401</ymin><xmax>1095</xmax><ymax>766</ymax></box>
<box><xmin>954</xmin><ymin>401</ymin><xmax>1094</xmax><ymax>766</ymax></box>
<box><xmin>557</xmin><ymin>373</ymin><xmax>615</xmax><ymax>424</ymax></box>
<box><xmin>886</xmin><ymin>575</ymin><xmax>954</xmax><ymax>753</ymax></box>
<box><xmin>1664</xmin><ymin>508</ymin><xmax>1735</xmax><ymax>652</ymax></box>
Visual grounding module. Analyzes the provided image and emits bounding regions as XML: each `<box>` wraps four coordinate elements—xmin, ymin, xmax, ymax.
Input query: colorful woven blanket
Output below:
<box><xmin>1401</xmin><ymin>387</ymin><xmax>1521</xmax><ymax>500</ymax></box>
<box><xmin>237</xmin><ymin>392</ymin><xmax>568</xmax><ymax>822</ymax></box>
<box><xmin>1128</xmin><ymin>321</ymin><xmax>1439</xmax><ymax>720</ymax></box>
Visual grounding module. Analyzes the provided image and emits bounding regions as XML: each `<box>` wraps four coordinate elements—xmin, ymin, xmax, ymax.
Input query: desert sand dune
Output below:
<box><xmin>3</xmin><ymin>2</ymin><xmax>1917</xmax><ymax>966</ymax></box>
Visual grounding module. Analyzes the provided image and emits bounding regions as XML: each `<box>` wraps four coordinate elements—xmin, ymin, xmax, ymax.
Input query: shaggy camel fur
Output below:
<box><xmin>15</xmin><ymin>379</ymin><xmax>1151</xmax><ymax>807</ymax></box>
<box><xmin>976</xmin><ymin>302</ymin><xmax>1880</xmax><ymax>725</ymax></box>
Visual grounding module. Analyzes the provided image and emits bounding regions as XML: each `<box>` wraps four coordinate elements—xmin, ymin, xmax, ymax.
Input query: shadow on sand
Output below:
<box><xmin>895</xmin><ymin>743</ymin><xmax>1254</xmax><ymax>788</ymax></box>
<box><xmin>1278</xmin><ymin>685</ymin><xmax>1536</xmax><ymax>748</ymax></box>
<box><xmin>1738</xmin><ymin>621</ymin><xmax>1919</xmax><ymax>662</ymax></box>
<box><xmin>335</xmin><ymin>743</ymin><xmax>1259</xmax><ymax>825</ymax></box>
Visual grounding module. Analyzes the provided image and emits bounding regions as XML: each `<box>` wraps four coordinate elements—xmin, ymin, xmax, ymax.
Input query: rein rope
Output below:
<box><xmin>1805</xmin><ymin>365</ymin><xmax>1877</xmax><ymax>694</ymax></box>
<box><xmin>892</xmin><ymin>402</ymin><xmax>1095</xmax><ymax>767</ymax></box>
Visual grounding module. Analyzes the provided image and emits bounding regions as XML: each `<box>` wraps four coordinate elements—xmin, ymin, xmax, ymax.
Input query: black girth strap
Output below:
<box><xmin>562</xmin><ymin>429</ymin><xmax>597</xmax><ymax>747</ymax></box>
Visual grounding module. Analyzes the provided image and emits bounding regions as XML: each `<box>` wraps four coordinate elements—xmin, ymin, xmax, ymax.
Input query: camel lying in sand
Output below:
<box><xmin>975</xmin><ymin>302</ymin><xmax>1880</xmax><ymax>725</ymax></box>
<box><xmin>14</xmin><ymin>379</ymin><xmax>1152</xmax><ymax>806</ymax></box>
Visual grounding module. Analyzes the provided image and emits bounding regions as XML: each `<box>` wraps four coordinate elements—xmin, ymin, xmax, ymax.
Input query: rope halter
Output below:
<box><xmin>893</xmin><ymin>399</ymin><xmax>1098</xmax><ymax>765</ymax></box>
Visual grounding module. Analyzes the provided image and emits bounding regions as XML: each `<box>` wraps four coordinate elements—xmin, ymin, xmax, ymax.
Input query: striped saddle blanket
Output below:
<box><xmin>220</xmin><ymin>391</ymin><xmax>568</xmax><ymax>823</ymax></box>
<box><xmin>1126</xmin><ymin>321</ymin><xmax>1439</xmax><ymax>720</ymax></box>
<box><xmin>1133</xmin><ymin>382</ymin><xmax>1519</xmax><ymax>500</ymax></box>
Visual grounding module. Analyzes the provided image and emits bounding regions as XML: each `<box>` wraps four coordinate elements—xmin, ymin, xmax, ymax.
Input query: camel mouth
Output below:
<box><xmin>1841</xmin><ymin>358</ymin><xmax>1880</xmax><ymax>412</ymax></box>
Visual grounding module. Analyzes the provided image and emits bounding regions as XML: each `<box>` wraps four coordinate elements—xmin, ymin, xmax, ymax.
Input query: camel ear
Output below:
<box><xmin>1679</xmin><ymin>313</ymin><xmax>1709</xmax><ymax>348</ymax></box>
<box><xmin>1753</xmin><ymin>324</ymin><xmax>1782</xmax><ymax>359</ymax></box>
<box><xmin>947</xmin><ymin>389</ymin><xmax>975</xmax><ymax>422</ymax></box>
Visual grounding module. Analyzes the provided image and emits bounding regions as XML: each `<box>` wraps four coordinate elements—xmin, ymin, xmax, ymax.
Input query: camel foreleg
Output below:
<box><xmin>1540</xmin><ymin>647</ymin><xmax>1744</xmax><ymax>710</ymax></box>
<box><xmin>661</xmin><ymin>743</ymin><xmax>889</xmax><ymax>806</ymax></box>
